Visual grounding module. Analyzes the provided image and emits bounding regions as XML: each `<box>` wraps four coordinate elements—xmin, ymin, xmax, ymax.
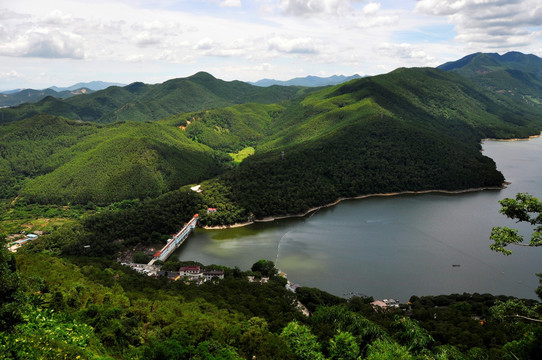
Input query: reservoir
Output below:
<box><xmin>177</xmin><ymin>136</ymin><xmax>542</xmax><ymax>301</ymax></box>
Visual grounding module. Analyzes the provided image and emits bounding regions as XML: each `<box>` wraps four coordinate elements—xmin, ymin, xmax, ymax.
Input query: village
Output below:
<box><xmin>123</xmin><ymin>262</ymin><xmax>226</xmax><ymax>284</ymax></box>
<box><xmin>6</xmin><ymin>232</ymin><xmax>41</xmax><ymax>252</ymax></box>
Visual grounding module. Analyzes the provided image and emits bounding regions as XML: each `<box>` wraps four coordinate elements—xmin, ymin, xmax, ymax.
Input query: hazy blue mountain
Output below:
<box><xmin>250</xmin><ymin>74</ymin><xmax>361</xmax><ymax>87</ymax></box>
<box><xmin>0</xmin><ymin>88</ymin><xmax>93</xmax><ymax>107</ymax></box>
<box><xmin>49</xmin><ymin>81</ymin><xmax>126</xmax><ymax>92</ymax></box>
<box><xmin>0</xmin><ymin>88</ymin><xmax>23</xmax><ymax>95</ymax></box>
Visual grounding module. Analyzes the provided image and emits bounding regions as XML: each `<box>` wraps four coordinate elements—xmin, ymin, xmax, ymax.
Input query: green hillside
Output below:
<box><xmin>162</xmin><ymin>103</ymin><xmax>284</xmax><ymax>153</ymax></box>
<box><xmin>200</xmin><ymin>68</ymin><xmax>542</xmax><ymax>222</ymax></box>
<box><xmin>0</xmin><ymin>115</ymin><xmax>224</xmax><ymax>204</ymax></box>
<box><xmin>438</xmin><ymin>51</ymin><xmax>542</xmax><ymax>103</ymax></box>
<box><xmin>2</xmin><ymin>66</ymin><xmax>542</xmax><ymax>218</ymax></box>
<box><xmin>0</xmin><ymin>72</ymin><xmax>304</xmax><ymax>124</ymax></box>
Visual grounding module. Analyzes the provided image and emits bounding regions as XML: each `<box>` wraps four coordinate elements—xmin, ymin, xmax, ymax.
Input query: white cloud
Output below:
<box><xmin>219</xmin><ymin>0</ymin><xmax>242</xmax><ymax>7</ymax></box>
<box><xmin>0</xmin><ymin>70</ymin><xmax>22</xmax><ymax>81</ymax></box>
<box><xmin>43</xmin><ymin>9</ymin><xmax>74</xmax><ymax>25</ymax></box>
<box><xmin>0</xmin><ymin>28</ymin><xmax>85</xmax><ymax>58</ymax></box>
<box><xmin>356</xmin><ymin>15</ymin><xmax>398</xmax><ymax>28</ymax></box>
<box><xmin>416</xmin><ymin>0</ymin><xmax>542</xmax><ymax>50</ymax></box>
<box><xmin>277</xmin><ymin>0</ymin><xmax>354</xmax><ymax>17</ymax></box>
<box><xmin>134</xmin><ymin>31</ymin><xmax>163</xmax><ymax>47</ymax></box>
<box><xmin>268</xmin><ymin>35</ymin><xmax>319</xmax><ymax>54</ymax></box>
<box><xmin>362</xmin><ymin>2</ymin><xmax>381</xmax><ymax>15</ymax></box>
<box><xmin>376</xmin><ymin>42</ymin><xmax>436</xmax><ymax>64</ymax></box>
<box><xmin>194</xmin><ymin>38</ymin><xmax>215</xmax><ymax>50</ymax></box>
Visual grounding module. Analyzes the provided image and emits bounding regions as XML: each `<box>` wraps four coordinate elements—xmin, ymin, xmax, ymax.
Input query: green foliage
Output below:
<box><xmin>490</xmin><ymin>193</ymin><xmax>542</xmax><ymax>255</ymax></box>
<box><xmin>29</xmin><ymin>188</ymin><xmax>203</xmax><ymax>257</ymax></box>
<box><xmin>5</xmin><ymin>250</ymin><xmax>541</xmax><ymax>359</ymax></box>
<box><xmin>391</xmin><ymin>316</ymin><xmax>434</xmax><ymax>352</ymax></box>
<box><xmin>328</xmin><ymin>331</ymin><xmax>360</xmax><ymax>360</ymax></box>
<box><xmin>490</xmin><ymin>299</ymin><xmax>542</xmax><ymax>324</ymax></box>
<box><xmin>407</xmin><ymin>293</ymin><xmax>539</xmax><ymax>356</ymax></box>
<box><xmin>0</xmin><ymin>115</ymin><xmax>225</xmax><ymax>205</ymax></box>
<box><xmin>280</xmin><ymin>320</ymin><xmax>326</xmax><ymax>360</ymax></box>
<box><xmin>365</xmin><ymin>339</ymin><xmax>413</xmax><ymax>360</ymax></box>
<box><xmin>0</xmin><ymin>247</ymin><xmax>26</xmax><ymax>331</ymax></box>
<box><xmin>164</xmin><ymin>103</ymin><xmax>283</xmax><ymax>153</ymax></box>
<box><xmin>250</xmin><ymin>259</ymin><xmax>277</xmax><ymax>277</ymax></box>
<box><xmin>0</xmin><ymin>307</ymin><xmax>107</xmax><ymax>360</ymax></box>
<box><xmin>296</xmin><ymin>287</ymin><xmax>346</xmax><ymax>313</ymax></box>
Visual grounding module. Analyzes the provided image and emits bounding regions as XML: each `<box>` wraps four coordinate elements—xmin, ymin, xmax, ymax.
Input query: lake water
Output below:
<box><xmin>176</xmin><ymin>136</ymin><xmax>542</xmax><ymax>301</ymax></box>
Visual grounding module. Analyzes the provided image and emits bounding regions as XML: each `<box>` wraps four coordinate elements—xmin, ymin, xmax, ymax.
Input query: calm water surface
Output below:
<box><xmin>177</xmin><ymin>136</ymin><xmax>542</xmax><ymax>301</ymax></box>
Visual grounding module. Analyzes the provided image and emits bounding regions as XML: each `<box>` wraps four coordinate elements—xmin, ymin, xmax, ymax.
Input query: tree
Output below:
<box><xmin>251</xmin><ymin>259</ymin><xmax>277</xmax><ymax>277</ymax></box>
<box><xmin>490</xmin><ymin>193</ymin><xmax>542</xmax><ymax>301</ymax></box>
<box><xmin>489</xmin><ymin>193</ymin><xmax>542</xmax><ymax>325</ymax></box>
<box><xmin>489</xmin><ymin>193</ymin><xmax>542</xmax><ymax>256</ymax></box>
<box><xmin>0</xmin><ymin>247</ymin><xmax>25</xmax><ymax>331</ymax></box>
<box><xmin>280</xmin><ymin>320</ymin><xmax>326</xmax><ymax>360</ymax></box>
<box><xmin>328</xmin><ymin>331</ymin><xmax>360</xmax><ymax>360</ymax></box>
<box><xmin>391</xmin><ymin>316</ymin><xmax>433</xmax><ymax>353</ymax></box>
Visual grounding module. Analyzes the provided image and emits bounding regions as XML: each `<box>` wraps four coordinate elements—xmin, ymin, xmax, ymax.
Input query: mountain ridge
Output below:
<box><xmin>249</xmin><ymin>74</ymin><xmax>361</xmax><ymax>87</ymax></box>
<box><xmin>0</xmin><ymin>72</ymin><xmax>305</xmax><ymax>124</ymax></box>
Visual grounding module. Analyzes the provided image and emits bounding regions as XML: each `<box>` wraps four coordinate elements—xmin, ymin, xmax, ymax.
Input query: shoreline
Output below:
<box><xmin>481</xmin><ymin>133</ymin><xmax>541</xmax><ymax>142</ymax></box>
<box><xmin>202</xmin><ymin>134</ymin><xmax>541</xmax><ymax>230</ymax></box>
<box><xmin>202</xmin><ymin>185</ymin><xmax>506</xmax><ymax>230</ymax></box>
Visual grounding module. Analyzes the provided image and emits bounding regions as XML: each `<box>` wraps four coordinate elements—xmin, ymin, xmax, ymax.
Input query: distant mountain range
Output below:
<box><xmin>249</xmin><ymin>74</ymin><xmax>362</xmax><ymax>87</ymax></box>
<box><xmin>0</xmin><ymin>81</ymin><xmax>124</xmax><ymax>107</ymax></box>
<box><xmin>0</xmin><ymin>72</ymin><xmax>306</xmax><ymax>124</ymax></box>
<box><xmin>0</xmin><ymin>76</ymin><xmax>359</xmax><ymax>108</ymax></box>
<box><xmin>0</xmin><ymin>88</ymin><xmax>93</xmax><ymax>107</ymax></box>
<box><xmin>48</xmin><ymin>81</ymin><xmax>125</xmax><ymax>92</ymax></box>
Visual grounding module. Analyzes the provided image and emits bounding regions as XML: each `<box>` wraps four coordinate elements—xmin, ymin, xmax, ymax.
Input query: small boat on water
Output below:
<box><xmin>452</xmin><ymin>264</ymin><xmax>460</xmax><ymax>267</ymax></box>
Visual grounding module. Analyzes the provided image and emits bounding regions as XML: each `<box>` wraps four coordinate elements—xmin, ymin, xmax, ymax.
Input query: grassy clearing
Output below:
<box><xmin>229</xmin><ymin>146</ymin><xmax>255</xmax><ymax>164</ymax></box>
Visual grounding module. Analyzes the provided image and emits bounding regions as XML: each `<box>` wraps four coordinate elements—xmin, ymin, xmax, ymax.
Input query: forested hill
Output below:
<box><xmin>200</xmin><ymin>67</ymin><xmax>542</xmax><ymax>223</ymax></box>
<box><xmin>438</xmin><ymin>51</ymin><xmax>542</xmax><ymax>103</ymax></box>
<box><xmin>0</xmin><ymin>72</ymin><xmax>305</xmax><ymax>124</ymax></box>
<box><xmin>1</xmin><ymin>63</ymin><xmax>542</xmax><ymax>217</ymax></box>
<box><xmin>0</xmin><ymin>115</ymin><xmax>226</xmax><ymax>204</ymax></box>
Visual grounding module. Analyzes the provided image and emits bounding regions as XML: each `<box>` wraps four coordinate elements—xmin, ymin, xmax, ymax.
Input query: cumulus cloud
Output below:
<box><xmin>278</xmin><ymin>0</ymin><xmax>354</xmax><ymax>17</ymax></box>
<box><xmin>194</xmin><ymin>38</ymin><xmax>216</xmax><ymax>50</ymax></box>
<box><xmin>0</xmin><ymin>28</ymin><xmax>85</xmax><ymax>58</ymax></box>
<box><xmin>0</xmin><ymin>70</ymin><xmax>21</xmax><ymax>81</ymax></box>
<box><xmin>416</xmin><ymin>0</ymin><xmax>542</xmax><ymax>49</ymax></box>
<box><xmin>377</xmin><ymin>42</ymin><xmax>436</xmax><ymax>64</ymax></box>
<box><xmin>43</xmin><ymin>9</ymin><xmax>74</xmax><ymax>25</ymax></box>
<box><xmin>362</xmin><ymin>2</ymin><xmax>380</xmax><ymax>15</ymax></box>
<box><xmin>0</xmin><ymin>8</ymin><xmax>30</xmax><ymax>20</ymax></box>
<box><xmin>267</xmin><ymin>35</ymin><xmax>318</xmax><ymax>54</ymax></box>
<box><xmin>134</xmin><ymin>31</ymin><xmax>163</xmax><ymax>47</ymax></box>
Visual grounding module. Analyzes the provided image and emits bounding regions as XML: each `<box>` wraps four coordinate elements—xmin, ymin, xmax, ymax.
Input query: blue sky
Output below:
<box><xmin>1</xmin><ymin>0</ymin><xmax>541</xmax><ymax>89</ymax></box>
